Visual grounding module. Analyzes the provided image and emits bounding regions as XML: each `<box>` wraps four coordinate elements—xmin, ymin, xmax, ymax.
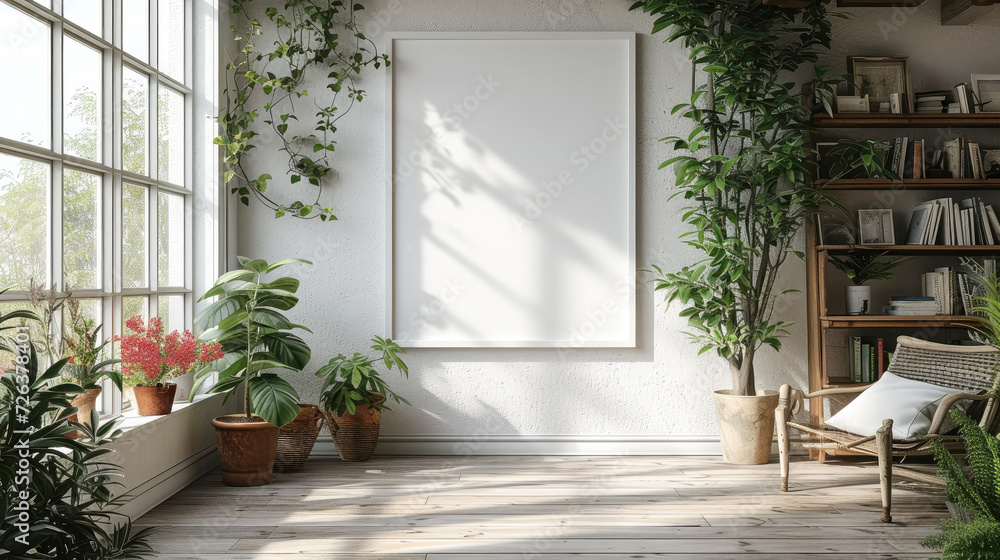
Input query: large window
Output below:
<box><xmin>0</xmin><ymin>0</ymin><xmax>195</xmax><ymax>414</ymax></box>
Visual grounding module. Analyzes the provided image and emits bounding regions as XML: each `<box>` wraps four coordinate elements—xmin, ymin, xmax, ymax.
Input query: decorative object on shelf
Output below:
<box><xmin>983</xmin><ymin>150</ymin><xmax>1000</xmax><ymax>178</ymax></box>
<box><xmin>971</xmin><ymin>74</ymin><xmax>1000</xmax><ymax>113</ymax></box>
<box><xmin>632</xmin><ymin>0</ymin><xmax>838</xmax><ymax>465</ymax></box>
<box><xmin>829</xmin><ymin>252</ymin><xmax>909</xmax><ymax>315</ymax></box>
<box><xmin>217</xmin><ymin>0</ymin><xmax>388</xmax><ymax>222</ymax></box>
<box><xmin>836</xmin><ymin>94</ymin><xmax>871</xmax><ymax>113</ymax></box>
<box><xmin>858</xmin><ymin>208</ymin><xmax>895</xmax><ymax>245</ymax></box>
<box><xmin>274</xmin><ymin>404</ymin><xmax>325</xmax><ymax>472</ymax></box>
<box><xmin>847</xmin><ymin>56</ymin><xmax>914</xmax><ymax>113</ymax></box>
<box><xmin>921</xmin><ymin>410</ymin><xmax>1000</xmax><ymax>558</ymax></box>
<box><xmin>316</xmin><ymin>336</ymin><xmax>409</xmax><ymax>462</ymax></box>
<box><xmin>117</xmin><ymin>316</ymin><xmax>223</xmax><ymax>416</ymax></box>
<box><xmin>194</xmin><ymin>257</ymin><xmax>312</xmax><ymax>486</ymax></box>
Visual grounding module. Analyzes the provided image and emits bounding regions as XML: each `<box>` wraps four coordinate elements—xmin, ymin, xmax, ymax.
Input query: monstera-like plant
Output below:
<box><xmin>194</xmin><ymin>257</ymin><xmax>312</xmax><ymax>486</ymax></box>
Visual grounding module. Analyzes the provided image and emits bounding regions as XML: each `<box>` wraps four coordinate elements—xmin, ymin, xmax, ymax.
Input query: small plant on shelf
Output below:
<box><xmin>829</xmin><ymin>253</ymin><xmax>909</xmax><ymax>286</ymax></box>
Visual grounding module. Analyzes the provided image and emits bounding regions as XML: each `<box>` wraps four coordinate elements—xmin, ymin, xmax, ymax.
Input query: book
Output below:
<box><xmin>922</xmin><ymin>271</ymin><xmax>945</xmax><ymax>314</ymax></box>
<box><xmin>861</xmin><ymin>342</ymin><xmax>871</xmax><ymax>383</ymax></box>
<box><xmin>935</xmin><ymin>267</ymin><xmax>955</xmax><ymax>314</ymax></box>
<box><xmin>891</xmin><ymin>138</ymin><xmax>904</xmax><ymax>177</ymax></box>
<box><xmin>961</xmin><ymin>198</ymin><xmax>987</xmax><ymax>245</ymax></box>
<box><xmin>903</xmin><ymin>139</ymin><xmax>916</xmax><ymax>179</ymax></box>
<box><xmin>956</xmin><ymin>83</ymin><xmax>972</xmax><ymax>113</ymax></box>
<box><xmin>852</xmin><ymin>336</ymin><xmax>862</xmax><ymax>383</ymax></box>
<box><xmin>876</xmin><ymin>337</ymin><xmax>886</xmax><ymax>379</ymax></box>
<box><xmin>922</xmin><ymin>201</ymin><xmax>942</xmax><ymax>245</ymax></box>
<box><xmin>986</xmin><ymin>205</ymin><xmax>1000</xmax><ymax>242</ymax></box>
<box><xmin>944</xmin><ymin>139</ymin><xmax>962</xmax><ymax>180</ymax></box>
<box><xmin>913</xmin><ymin>139</ymin><xmax>924</xmax><ymax>180</ymax></box>
<box><xmin>905</xmin><ymin>201</ymin><xmax>935</xmax><ymax>244</ymax></box>
<box><xmin>980</xmin><ymin>202</ymin><xmax>995</xmax><ymax>245</ymax></box>
<box><xmin>932</xmin><ymin>197</ymin><xmax>954</xmax><ymax>245</ymax></box>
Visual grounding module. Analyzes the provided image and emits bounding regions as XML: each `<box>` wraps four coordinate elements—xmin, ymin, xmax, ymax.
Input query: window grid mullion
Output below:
<box><xmin>149</xmin><ymin>185</ymin><xmax>159</xmax><ymax>294</ymax></box>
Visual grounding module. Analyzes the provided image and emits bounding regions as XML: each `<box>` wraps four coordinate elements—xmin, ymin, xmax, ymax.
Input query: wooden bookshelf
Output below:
<box><xmin>813</xmin><ymin>113</ymin><xmax>1000</xmax><ymax>128</ymax></box>
<box><xmin>805</xmin><ymin>114</ymin><xmax>999</xmax><ymax>460</ymax></box>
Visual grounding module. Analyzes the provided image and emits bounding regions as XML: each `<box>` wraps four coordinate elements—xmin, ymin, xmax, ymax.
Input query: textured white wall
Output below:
<box><xmin>236</xmin><ymin>0</ymin><xmax>1000</xmax><ymax>447</ymax></box>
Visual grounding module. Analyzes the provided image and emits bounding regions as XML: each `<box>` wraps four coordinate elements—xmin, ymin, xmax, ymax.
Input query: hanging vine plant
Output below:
<box><xmin>217</xmin><ymin>0</ymin><xmax>389</xmax><ymax>221</ymax></box>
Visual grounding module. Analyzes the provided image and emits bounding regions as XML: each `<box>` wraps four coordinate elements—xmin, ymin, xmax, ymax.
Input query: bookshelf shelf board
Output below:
<box><xmin>817</xmin><ymin>244</ymin><xmax>1000</xmax><ymax>256</ymax></box>
<box><xmin>816</xmin><ymin>179</ymin><xmax>1000</xmax><ymax>191</ymax></box>
<box><xmin>812</xmin><ymin>113</ymin><xmax>1000</xmax><ymax>128</ymax></box>
<box><xmin>820</xmin><ymin>315</ymin><xmax>982</xmax><ymax>328</ymax></box>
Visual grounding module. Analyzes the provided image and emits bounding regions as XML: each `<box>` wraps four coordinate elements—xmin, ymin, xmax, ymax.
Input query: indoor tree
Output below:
<box><xmin>633</xmin><ymin>0</ymin><xmax>838</xmax><ymax>397</ymax></box>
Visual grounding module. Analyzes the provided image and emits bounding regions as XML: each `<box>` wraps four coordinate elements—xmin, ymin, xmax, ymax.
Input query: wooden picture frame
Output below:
<box><xmin>847</xmin><ymin>56</ymin><xmax>913</xmax><ymax>114</ymax></box>
<box><xmin>858</xmin><ymin>208</ymin><xmax>895</xmax><ymax>245</ymax></box>
<box><xmin>971</xmin><ymin>74</ymin><xmax>1000</xmax><ymax>113</ymax></box>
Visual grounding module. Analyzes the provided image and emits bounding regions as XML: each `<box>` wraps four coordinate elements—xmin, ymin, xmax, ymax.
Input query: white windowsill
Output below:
<box><xmin>115</xmin><ymin>393</ymin><xmax>225</xmax><ymax>432</ymax></box>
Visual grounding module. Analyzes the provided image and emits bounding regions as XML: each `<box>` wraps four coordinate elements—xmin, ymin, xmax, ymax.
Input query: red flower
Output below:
<box><xmin>116</xmin><ymin>315</ymin><xmax>224</xmax><ymax>387</ymax></box>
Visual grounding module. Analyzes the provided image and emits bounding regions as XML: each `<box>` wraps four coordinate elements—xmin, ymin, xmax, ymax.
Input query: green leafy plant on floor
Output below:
<box><xmin>316</xmin><ymin>336</ymin><xmax>409</xmax><ymax>415</ymax></box>
<box><xmin>194</xmin><ymin>257</ymin><xmax>312</xmax><ymax>427</ymax></box>
<box><xmin>921</xmin><ymin>409</ymin><xmax>1000</xmax><ymax>559</ymax></box>
<box><xmin>217</xmin><ymin>0</ymin><xmax>389</xmax><ymax>221</ymax></box>
<box><xmin>0</xmin><ymin>305</ymin><xmax>153</xmax><ymax>558</ymax></box>
<box><xmin>632</xmin><ymin>0</ymin><xmax>839</xmax><ymax>395</ymax></box>
<box><xmin>829</xmin><ymin>253</ymin><xmax>909</xmax><ymax>286</ymax></box>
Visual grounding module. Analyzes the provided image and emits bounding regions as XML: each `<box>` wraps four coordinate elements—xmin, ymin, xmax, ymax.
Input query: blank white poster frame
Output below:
<box><xmin>386</xmin><ymin>32</ymin><xmax>635</xmax><ymax>348</ymax></box>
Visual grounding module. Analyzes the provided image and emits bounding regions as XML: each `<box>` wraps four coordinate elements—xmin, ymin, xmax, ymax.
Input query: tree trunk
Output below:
<box><xmin>729</xmin><ymin>347</ymin><xmax>756</xmax><ymax>396</ymax></box>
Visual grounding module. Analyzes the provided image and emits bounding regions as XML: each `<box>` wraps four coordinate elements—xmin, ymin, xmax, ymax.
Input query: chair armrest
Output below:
<box><xmin>804</xmin><ymin>385</ymin><xmax>871</xmax><ymax>398</ymax></box>
<box><xmin>927</xmin><ymin>392</ymin><xmax>994</xmax><ymax>435</ymax></box>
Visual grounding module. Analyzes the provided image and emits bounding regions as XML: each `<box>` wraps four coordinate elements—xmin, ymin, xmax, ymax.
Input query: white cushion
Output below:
<box><xmin>825</xmin><ymin>372</ymin><xmax>956</xmax><ymax>439</ymax></box>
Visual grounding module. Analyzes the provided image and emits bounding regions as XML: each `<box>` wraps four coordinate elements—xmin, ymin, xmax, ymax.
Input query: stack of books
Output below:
<box><xmin>887</xmin><ymin>296</ymin><xmax>939</xmax><ymax>316</ymax></box>
<box><xmin>914</xmin><ymin>90</ymin><xmax>950</xmax><ymax>114</ymax></box>
<box><xmin>847</xmin><ymin>336</ymin><xmax>890</xmax><ymax>383</ymax></box>
<box><xmin>905</xmin><ymin>197</ymin><xmax>1000</xmax><ymax>245</ymax></box>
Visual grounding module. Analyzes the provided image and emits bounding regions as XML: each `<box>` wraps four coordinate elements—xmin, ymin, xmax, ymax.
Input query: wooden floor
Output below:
<box><xmin>138</xmin><ymin>455</ymin><xmax>948</xmax><ymax>559</ymax></box>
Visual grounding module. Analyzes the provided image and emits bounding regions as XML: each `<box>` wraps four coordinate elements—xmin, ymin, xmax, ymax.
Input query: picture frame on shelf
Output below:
<box><xmin>847</xmin><ymin>56</ymin><xmax>913</xmax><ymax>114</ymax></box>
<box><xmin>858</xmin><ymin>208</ymin><xmax>895</xmax><ymax>245</ymax></box>
<box><xmin>971</xmin><ymin>74</ymin><xmax>1000</xmax><ymax>113</ymax></box>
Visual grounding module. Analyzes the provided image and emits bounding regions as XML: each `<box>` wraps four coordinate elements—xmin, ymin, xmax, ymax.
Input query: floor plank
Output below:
<box><xmin>138</xmin><ymin>455</ymin><xmax>947</xmax><ymax>558</ymax></box>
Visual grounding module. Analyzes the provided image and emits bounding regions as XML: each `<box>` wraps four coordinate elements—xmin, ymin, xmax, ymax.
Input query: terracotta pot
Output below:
<box><xmin>211</xmin><ymin>415</ymin><xmax>279</xmax><ymax>486</ymax></box>
<box><xmin>713</xmin><ymin>390</ymin><xmax>780</xmax><ymax>465</ymax></box>
<box><xmin>71</xmin><ymin>387</ymin><xmax>102</xmax><ymax>426</ymax></box>
<box><xmin>132</xmin><ymin>383</ymin><xmax>177</xmax><ymax>416</ymax></box>
<box><xmin>330</xmin><ymin>392</ymin><xmax>383</xmax><ymax>462</ymax></box>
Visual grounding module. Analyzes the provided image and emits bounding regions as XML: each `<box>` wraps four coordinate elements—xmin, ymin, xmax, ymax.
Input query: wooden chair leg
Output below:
<box><xmin>776</xmin><ymin>384</ymin><xmax>792</xmax><ymax>492</ymax></box>
<box><xmin>876</xmin><ymin>419</ymin><xmax>893</xmax><ymax>523</ymax></box>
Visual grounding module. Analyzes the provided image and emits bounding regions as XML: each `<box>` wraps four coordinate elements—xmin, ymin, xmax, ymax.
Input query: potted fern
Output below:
<box><xmin>829</xmin><ymin>253</ymin><xmax>909</xmax><ymax>315</ymax></box>
<box><xmin>194</xmin><ymin>257</ymin><xmax>312</xmax><ymax>486</ymax></box>
<box><xmin>633</xmin><ymin>0</ymin><xmax>837</xmax><ymax>464</ymax></box>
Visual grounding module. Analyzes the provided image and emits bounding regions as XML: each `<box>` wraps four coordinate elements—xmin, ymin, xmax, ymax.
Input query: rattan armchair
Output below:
<box><xmin>775</xmin><ymin>336</ymin><xmax>1000</xmax><ymax>522</ymax></box>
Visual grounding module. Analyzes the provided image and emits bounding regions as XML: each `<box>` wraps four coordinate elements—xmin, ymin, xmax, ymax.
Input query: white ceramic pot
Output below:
<box><xmin>845</xmin><ymin>285</ymin><xmax>872</xmax><ymax>315</ymax></box>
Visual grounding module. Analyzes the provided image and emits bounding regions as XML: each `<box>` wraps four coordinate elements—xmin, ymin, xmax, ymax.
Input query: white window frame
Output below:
<box><xmin>0</xmin><ymin>0</ymin><xmax>221</xmax><ymax>416</ymax></box>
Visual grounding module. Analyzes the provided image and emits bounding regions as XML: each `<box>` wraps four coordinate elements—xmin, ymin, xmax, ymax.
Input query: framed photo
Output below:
<box><xmin>971</xmin><ymin>74</ymin><xmax>1000</xmax><ymax>113</ymax></box>
<box><xmin>858</xmin><ymin>208</ymin><xmax>895</xmax><ymax>245</ymax></box>
<box><xmin>847</xmin><ymin>56</ymin><xmax>913</xmax><ymax>113</ymax></box>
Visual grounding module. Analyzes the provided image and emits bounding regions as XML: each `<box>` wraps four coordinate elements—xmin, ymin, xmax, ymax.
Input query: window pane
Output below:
<box><xmin>158</xmin><ymin>192</ymin><xmax>184</xmax><ymax>287</ymax></box>
<box><xmin>158</xmin><ymin>87</ymin><xmax>184</xmax><ymax>185</ymax></box>
<box><xmin>63</xmin><ymin>170</ymin><xmax>101</xmax><ymax>289</ymax></box>
<box><xmin>63</xmin><ymin>37</ymin><xmax>102</xmax><ymax>162</ymax></box>
<box><xmin>64</xmin><ymin>0</ymin><xmax>102</xmax><ymax>36</ymax></box>
<box><xmin>122</xmin><ymin>68</ymin><xmax>148</xmax><ymax>174</ymax></box>
<box><xmin>158</xmin><ymin>294</ymin><xmax>184</xmax><ymax>332</ymax></box>
<box><xmin>121</xmin><ymin>295</ymin><xmax>148</xmax><ymax>323</ymax></box>
<box><xmin>0</xmin><ymin>4</ymin><xmax>51</xmax><ymax>148</ymax></box>
<box><xmin>0</xmin><ymin>153</ymin><xmax>49</xmax><ymax>289</ymax></box>
<box><xmin>122</xmin><ymin>0</ymin><xmax>148</xmax><ymax>62</ymax></box>
<box><xmin>122</xmin><ymin>183</ymin><xmax>148</xmax><ymax>288</ymax></box>
<box><xmin>158</xmin><ymin>0</ymin><xmax>184</xmax><ymax>80</ymax></box>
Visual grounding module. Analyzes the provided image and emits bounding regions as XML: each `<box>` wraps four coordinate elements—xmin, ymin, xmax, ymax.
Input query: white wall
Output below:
<box><xmin>236</xmin><ymin>0</ymin><xmax>1000</xmax><ymax>453</ymax></box>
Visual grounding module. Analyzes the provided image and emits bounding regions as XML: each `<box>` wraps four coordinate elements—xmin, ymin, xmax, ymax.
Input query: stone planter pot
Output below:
<box><xmin>132</xmin><ymin>383</ymin><xmax>177</xmax><ymax>416</ymax></box>
<box><xmin>845</xmin><ymin>285</ymin><xmax>872</xmax><ymax>315</ymax></box>
<box><xmin>211</xmin><ymin>415</ymin><xmax>280</xmax><ymax>487</ymax></box>
<box><xmin>70</xmin><ymin>387</ymin><xmax>103</xmax><ymax>426</ymax></box>
<box><xmin>713</xmin><ymin>389</ymin><xmax>780</xmax><ymax>465</ymax></box>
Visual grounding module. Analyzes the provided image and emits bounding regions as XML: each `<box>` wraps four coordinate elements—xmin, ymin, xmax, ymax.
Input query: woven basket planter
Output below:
<box><xmin>274</xmin><ymin>404</ymin><xmax>324</xmax><ymax>473</ymax></box>
<box><xmin>326</xmin><ymin>392</ymin><xmax>384</xmax><ymax>462</ymax></box>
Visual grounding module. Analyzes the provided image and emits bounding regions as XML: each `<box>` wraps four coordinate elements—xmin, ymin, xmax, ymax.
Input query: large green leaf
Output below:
<box><xmin>262</xmin><ymin>331</ymin><xmax>312</xmax><ymax>369</ymax></box>
<box><xmin>249</xmin><ymin>374</ymin><xmax>301</xmax><ymax>426</ymax></box>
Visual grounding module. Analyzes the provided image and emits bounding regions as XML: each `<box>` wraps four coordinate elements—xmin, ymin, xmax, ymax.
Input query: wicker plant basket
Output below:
<box><xmin>274</xmin><ymin>404</ymin><xmax>324</xmax><ymax>473</ymax></box>
<box><xmin>326</xmin><ymin>392</ymin><xmax>384</xmax><ymax>462</ymax></box>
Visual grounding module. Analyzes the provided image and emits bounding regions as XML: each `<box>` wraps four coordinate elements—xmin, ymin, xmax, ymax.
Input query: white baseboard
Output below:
<box><xmin>114</xmin><ymin>445</ymin><xmax>219</xmax><ymax>521</ymax></box>
<box><xmin>312</xmin><ymin>435</ymin><xmax>734</xmax><ymax>456</ymax></box>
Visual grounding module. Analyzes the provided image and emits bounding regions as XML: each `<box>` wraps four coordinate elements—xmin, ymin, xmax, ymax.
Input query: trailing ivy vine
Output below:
<box><xmin>217</xmin><ymin>0</ymin><xmax>389</xmax><ymax>221</ymax></box>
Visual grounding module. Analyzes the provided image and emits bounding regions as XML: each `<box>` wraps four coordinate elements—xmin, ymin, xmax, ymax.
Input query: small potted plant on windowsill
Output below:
<box><xmin>829</xmin><ymin>253</ymin><xmax>909</xmax><ymax>315</ymax></box>
<box><xmin>315</xmin><ymin>336</ymin><xmax>409</xmax><ymax>462</ymax></box>
<box><xmin>117</xmin><ymin>316</ymin><xmax>224</xmax><ymax>416</ymax></box>
<box><xmin>61</xmin><ymin>319</ymin><xmax>121</xmax><ymax>426</ymax></box>
<box><xmin>193</xmin><ymin>257</ymin><xmax>312</xmax><ymax>486</ymax></box>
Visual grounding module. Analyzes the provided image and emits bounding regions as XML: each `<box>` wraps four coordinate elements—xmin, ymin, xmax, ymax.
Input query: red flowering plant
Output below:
<box><xmin>116</xmin><ymin>316</ymin><xmax>224</xmax><ymax>387</ymax></box>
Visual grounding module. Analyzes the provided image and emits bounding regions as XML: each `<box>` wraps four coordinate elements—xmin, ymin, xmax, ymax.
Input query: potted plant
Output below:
<box><xmin>193</xmin><ymin>257</ymin><xmax>312</xmax><ymax>486</ymax></box>
<box><xmin>633</xmin><ymin>0</ymin><xmax>837</xmax><ymax>464</ymax></box>
<box><xmin>61</xmin><ymin>318</ymin><xmax>121</xmax><ymax>426</ymax></box>
<box><xmin>829</xmin><ymin>253</ymin><xmax>908</xmax><ymax>315</ymax></box>
<box><xmin>117</xmin><ymin>315</ymin><xmax>223</xmax><ymax>416</ymax></box>
<box><xmin>315</xmin><ymin>336</ymin><xmax>409</xmax><ymax>462</ymax></box>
